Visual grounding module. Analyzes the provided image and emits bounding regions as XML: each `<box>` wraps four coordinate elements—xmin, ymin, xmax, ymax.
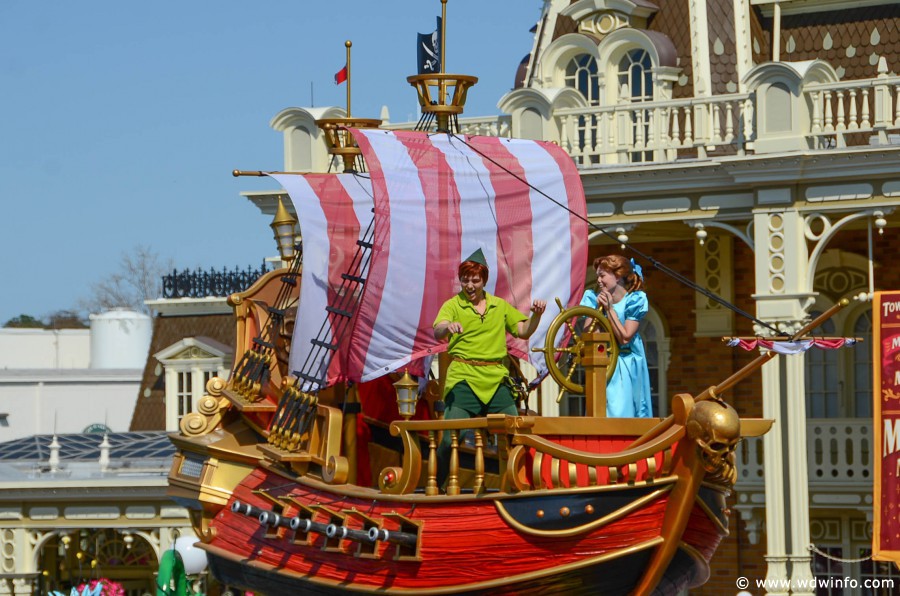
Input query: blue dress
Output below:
<box><xmin>580</xmin><ymin>289</ymin><xmax>653</xmax><ymax>418</ymax></box>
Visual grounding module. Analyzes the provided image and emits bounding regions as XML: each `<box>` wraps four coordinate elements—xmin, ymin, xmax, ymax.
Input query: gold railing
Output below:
<box><xmin>378</xmin><ymin>414</ymin><xmax>509</xmax><ymax>496</ymax></box>
<box><xmin>379</xmin><ymin>413</ymin><xmax>682</xmax><ymax>497</ymax></box>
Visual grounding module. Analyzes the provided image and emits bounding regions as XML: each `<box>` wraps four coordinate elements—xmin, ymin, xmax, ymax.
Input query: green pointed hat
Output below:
<box><xmin>463</xmin><ymin>248</ymin><xmax>488</xmax><ymax>268</ymax></box>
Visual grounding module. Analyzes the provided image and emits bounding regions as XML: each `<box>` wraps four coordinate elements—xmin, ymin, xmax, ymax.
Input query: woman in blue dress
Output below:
<box><xmin>580</xmin><ymin>255</ymin><xmax>652</xmax><ymax>418</ymax></box>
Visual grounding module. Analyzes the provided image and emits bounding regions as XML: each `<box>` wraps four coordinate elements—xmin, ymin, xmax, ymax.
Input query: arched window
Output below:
<box><xmin>851</xmin><ymin>309</ymin><xmax>872</xmax><ymax>418</ymax></box>
<box><xmin>805</xmin><ymin>304</ymin><xmax>872</xmax><ymax>419</ymax></box>
<box><xmin>617</xmin><ymin>49</ymin><xmax>653</xmax><ymax>102</ymax></box>
<box><xmin>565</xmin><ymin>54</ymin><xmax>600</xmax><ymax>105</ymax></box>
<box><xmin>805</xmin><ymin>314</ymin><xmax>839</xmax><ymax>418</ymax></box>
<box><xmin>639</xmin><ymin>319</ymin><xmax>660</xmax><ymax>417</ymax></box>
<box><xmin>617</xmin><ymin>49</ymin><xmax>653</xmax><ymax>162</ymax></box>
<box><xmin>639</xmin><ymin>307</ymin><xmax>669</xmax><ymax>417</ymax></box>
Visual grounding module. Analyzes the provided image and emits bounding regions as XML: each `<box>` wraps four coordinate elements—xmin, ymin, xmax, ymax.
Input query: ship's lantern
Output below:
<box><xmin>270</xmin><ymin>197</ymin><xmax>298</xmax><ymax>262</ymax></box>
<box><xmin>393</xmin><ymin>371</ymin><xmax>419</xmax><ymax>419</ymax></box>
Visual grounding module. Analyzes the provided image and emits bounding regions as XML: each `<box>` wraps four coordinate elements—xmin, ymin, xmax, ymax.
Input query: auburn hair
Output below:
<box><xmin>458</xmin><ymin>261</ymin><xmax>489</xmax><ymax>283</ymax></box>
<box><xmin>593</xmin><ymin>254</ymin><xmax>643</xmax><ymax>292</ymax></box>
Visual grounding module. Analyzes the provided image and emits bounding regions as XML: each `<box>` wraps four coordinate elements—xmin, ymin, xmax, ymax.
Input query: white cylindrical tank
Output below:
<box><xmin>89</xmin><ymin>309</ymin><xmax>153</xmax><ymax>369</ymax></box>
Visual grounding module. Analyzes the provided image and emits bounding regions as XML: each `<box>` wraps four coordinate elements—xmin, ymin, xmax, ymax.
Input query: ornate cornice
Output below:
<box><xmin>580</xmin><ymin>147</ymin><xmax>900</xmax><ymax>198</ymax></box>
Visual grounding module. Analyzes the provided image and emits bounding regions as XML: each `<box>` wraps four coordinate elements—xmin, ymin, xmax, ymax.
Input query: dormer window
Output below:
<box><xmin>155</xmin><ymin>337</ymin><xmax>232</xmax><ymax>431</ymax></box>
<box><xmin>565</xmin><ymin>54</ymin><xmax>601</xmax><ymax>105</ymax></box>
<box><xmin>617</xmin><ymin>49</ymin><xmax>652</xmax><ymax>102</ymax></box>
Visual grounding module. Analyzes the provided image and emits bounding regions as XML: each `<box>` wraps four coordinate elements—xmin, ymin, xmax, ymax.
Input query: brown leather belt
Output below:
<box><xmin>450</xmin><ymin>356</ymin><xmax>504</xmax><ymax>367</ymax></box>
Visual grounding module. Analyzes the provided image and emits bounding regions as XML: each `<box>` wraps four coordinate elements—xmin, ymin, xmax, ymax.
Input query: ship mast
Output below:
<box><xmin>407</xmin><ymin>0</ymin><xmax>478</xmax><ymax>133</ymax></box>
<box><xmin>316</xmin><ymin>40</ymin><xmax>381</xmax><ymax>172</ymax></box>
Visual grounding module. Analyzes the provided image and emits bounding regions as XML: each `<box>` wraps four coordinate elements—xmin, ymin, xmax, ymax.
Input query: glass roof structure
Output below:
<box><xmin>0</xmin><ymin>431</ymin><xmax>174</xmax><ymax>462</ymax></box>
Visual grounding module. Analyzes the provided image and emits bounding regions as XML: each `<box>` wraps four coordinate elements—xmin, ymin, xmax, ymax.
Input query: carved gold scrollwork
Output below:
<box><xmin>179</xmin><ymin>377</ymin><xmax>230</xmax><ymax>437</ymax></box>
<box><xmin>323</xmin><ymin>455</ymin><xmax>350</xmax><ymax>485</ymax></box>
<box><xmin>188</xmin><ymin>509</ymin><xmax>218</xmax><ymax>544</ymax></box>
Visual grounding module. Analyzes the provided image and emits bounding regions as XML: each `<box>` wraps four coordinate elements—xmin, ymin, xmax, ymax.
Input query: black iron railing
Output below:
<box><xmin>161</xmin><ymin>262</ymin><xmax>271</xmax><ymax>299</ymax></box>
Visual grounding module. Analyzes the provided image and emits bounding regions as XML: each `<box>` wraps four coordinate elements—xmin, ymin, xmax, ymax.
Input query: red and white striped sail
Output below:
<box><xmin>347</xmin><ymin>129</ymin><xmax>588</xmax><ymax>382</ymax></box>
<box><xmin>270</xmin><ymin>173</ymin><xmax>374</xmax><ymax>389</ymax></box>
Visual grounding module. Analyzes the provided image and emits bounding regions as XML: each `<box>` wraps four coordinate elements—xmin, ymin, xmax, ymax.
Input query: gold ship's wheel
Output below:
<box><xmin>535</xmin><ymin>300</ymin><xmax>620</xmax><ymax>397</ymax></box>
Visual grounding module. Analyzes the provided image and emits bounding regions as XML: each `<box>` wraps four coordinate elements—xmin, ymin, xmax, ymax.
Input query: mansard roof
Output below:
<box><xmin>129</xmin><ymin>313</ymin><xmax>234</xmax><ymax>431</ymax></box>
<box><xmin>772</xmin><ymin>5</ymin><xmax>900</xmax><ymax>79</ymax></box>
<box><xmin>523</xmin><ymin>0</ymin><xmax>900</xmax><ymax>101</ymax></box>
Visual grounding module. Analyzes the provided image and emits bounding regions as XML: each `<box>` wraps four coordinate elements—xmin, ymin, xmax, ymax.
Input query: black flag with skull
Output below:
<box><xmin>417</xmin><ymin>16</ymin><xmax>442</xmax><ymax>74</ymax></box>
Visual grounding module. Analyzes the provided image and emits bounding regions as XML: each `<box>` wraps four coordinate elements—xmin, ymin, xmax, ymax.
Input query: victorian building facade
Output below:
<box><xmin>244</xmin><ymin>0</ymin><xmax>900</xmax><ymax>593</ymax></box>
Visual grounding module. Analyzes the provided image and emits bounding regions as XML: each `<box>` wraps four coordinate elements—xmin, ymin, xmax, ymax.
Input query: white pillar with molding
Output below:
<box><xmin>753</xmin><ymin>203</ymin><xmax>816</xmax><ymax>595</ymax></box>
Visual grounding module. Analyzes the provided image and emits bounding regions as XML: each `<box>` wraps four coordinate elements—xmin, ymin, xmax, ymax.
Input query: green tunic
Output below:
<box><xmin>433</xmin><ymin>291</ymin><xmax>527</xmax><ymax>404</ymax></box>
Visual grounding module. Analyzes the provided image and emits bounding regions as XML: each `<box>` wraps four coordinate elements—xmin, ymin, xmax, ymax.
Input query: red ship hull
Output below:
<box><xmin>200</xmin><ymin>466</ymin><xmax>726</xmax><ymax>595</ymax></box>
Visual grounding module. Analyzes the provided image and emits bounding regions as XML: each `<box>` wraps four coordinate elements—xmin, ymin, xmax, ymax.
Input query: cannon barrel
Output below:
<box><xmin>367</xmin><ymin>526</ymin><xmax>418</xmax><ymax>548</ymax></box>
<box><xmin>290</xmin><ymin>517</ymin><xmax>330</xmax><ymax>536</ymax></box>
<box><xmin>325</xmin><ymin>524</ymin><xmax>375</xmax><ymax>543</ymax></box>
<box><xmin>231</xmin><ymin>500</ymin><xmax>265</xmax><ymax>518</ymax></box>
<box><xmin>258</xmin><ymin>511</ymin><xmax>296</xmax><ymax>529</ymax></box>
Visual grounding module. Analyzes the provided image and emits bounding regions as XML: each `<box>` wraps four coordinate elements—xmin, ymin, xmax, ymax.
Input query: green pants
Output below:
<box><xmin>437</xmin><ymin>381</ymin><xmax>518</xmax><ymax>488</ymax></box>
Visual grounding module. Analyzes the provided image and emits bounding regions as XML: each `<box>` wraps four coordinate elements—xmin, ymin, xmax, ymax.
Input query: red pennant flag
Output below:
<box><xmin>334</xmin><ymin>64</ymin><xmax>348</xmax><ymax>85</ymax></box>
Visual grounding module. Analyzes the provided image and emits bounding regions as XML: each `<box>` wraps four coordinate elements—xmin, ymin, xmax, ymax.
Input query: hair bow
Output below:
<box><xmin>630</xmin><ymin>257</ymin><xmax>643</xmax><ymax>279</ymax></box>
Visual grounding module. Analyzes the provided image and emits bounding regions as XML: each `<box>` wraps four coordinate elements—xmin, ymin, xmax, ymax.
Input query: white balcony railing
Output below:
<box><xmin>554</xmin><ymin>94</ymin><xmax>755</xmax><ymax>166</ymax></box>
<box><xmin>737</xmin><ymin>418</ymin><xmax>873</xmax><ymax>488</ymax></box>
<box><xmin>804</xmin><ymin>74</ymin><xmax>900</xmax><ymax>148</ymax></box>
<box><xmin>376</xmin><ymin>74</ymin><xmax>900</xmax><ymax>169</ymax></box>
<box><xmin>385</xmin><ymin>115</ymin><xmax>512</xmax><ymax>138</ymax></box>
<box><xmin>458</xmin><ymin>115</ymin><xmax>512</xmax><ymax>138</ymax></box>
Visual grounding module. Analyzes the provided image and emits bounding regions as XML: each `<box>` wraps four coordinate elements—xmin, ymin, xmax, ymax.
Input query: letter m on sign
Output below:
<box><xmin>886</xmin><ymin>419</ymin><xmax>900</xmax><ymax>456</ymax></box>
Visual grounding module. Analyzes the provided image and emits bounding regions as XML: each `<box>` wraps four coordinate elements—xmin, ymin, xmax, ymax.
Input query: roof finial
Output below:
<box><xmin>48</xmin><ymin>435</ymin><xmax>60</xmax><ymax>473</ymax></box>
<box><xmin>99</xmin><ymin>433</ymin><xmax>111</xmax><ymax>473</ymax></box>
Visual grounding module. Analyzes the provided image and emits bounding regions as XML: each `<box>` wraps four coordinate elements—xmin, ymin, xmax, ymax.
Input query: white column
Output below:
<box><xmin>688</xmin><ymin>0</ymin><xmax>713</xmax><ymax>97</ymax></box>
<box><xmin>753</xmin><ymin>206</ymin><xmax>814</xmax><ymax>329</ymax></box>
<box><xmin>753</xmin><ymin>204</ymin><xmax>816</xmax><ymax>595</ymax></box>
<box><xmin>165</xmin><ymin>367</ymin><xmax>178</xmax><ymax>431</ymax></box>
<box><xmin>0</xmin><ymin>528</ymin><xmax>36</xmax><ymax>595</ymax></box>
<box><xmin>761</xmin><ymin>357</ymin><xmax>790</xmax><ymax>595</ymax></box>
<box><xmin>785</xmin><ymin>352</ymin><xmax>814</xmax><ymax>594</ymax></box>
<box><xmin>773</xmin><ymin>1</ymin><xmax>782</xmax><ymax>61</ymax></box>
<box><xmin>733</xmin><ymin>0</ymin><xmax>753</xmax><ymax>90</ymax></box>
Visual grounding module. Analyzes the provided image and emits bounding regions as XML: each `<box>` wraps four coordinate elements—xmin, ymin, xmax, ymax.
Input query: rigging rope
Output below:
<box><xmin>444</xmin><ymin>134</ymin><xmax>525</xmax><ymax>308</ymax></box>
<box><xmin>448</xmin><ymin>132</ymin><xmax>781</xmax><ymax>336</ymax></box>
<box><xmin>808</xmin><ymin>543</ymin><xmax>873</xmax><ymax>564</ymax></box>
<box><xmin>290</xmin><ymin>172</ymin><xmax>376</xmax><ymax>391</ymax></box>
<box><xmin>230</xmin><ymin>246</ymin><xmax>302</xmax><ymax>392</ymax></box>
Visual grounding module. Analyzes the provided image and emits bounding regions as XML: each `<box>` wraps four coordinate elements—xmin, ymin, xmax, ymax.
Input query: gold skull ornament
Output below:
<box><xmin>686</xmin><ymin>399</ymin><xmax>741</xmax><ymax>485</ymax></box>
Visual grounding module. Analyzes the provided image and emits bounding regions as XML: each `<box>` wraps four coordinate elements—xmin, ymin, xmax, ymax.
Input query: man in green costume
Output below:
<box><xmin>433</xmin><ymin>249</ymin><xmax>546</xmax><ymax>486</ymax></box>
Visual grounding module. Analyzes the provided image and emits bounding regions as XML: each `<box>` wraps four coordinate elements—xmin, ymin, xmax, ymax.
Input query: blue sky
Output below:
<box><xmin>0</xmin><ymin>0</ymin><xmax>539</xmax><ymax>324</ymax></box>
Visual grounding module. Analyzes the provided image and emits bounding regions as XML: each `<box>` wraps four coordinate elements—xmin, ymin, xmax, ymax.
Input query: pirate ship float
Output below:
<box><xmin>166</xmin><ymin>6</ymin><xmax>850</xmax><ymax>594</ymax></box>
